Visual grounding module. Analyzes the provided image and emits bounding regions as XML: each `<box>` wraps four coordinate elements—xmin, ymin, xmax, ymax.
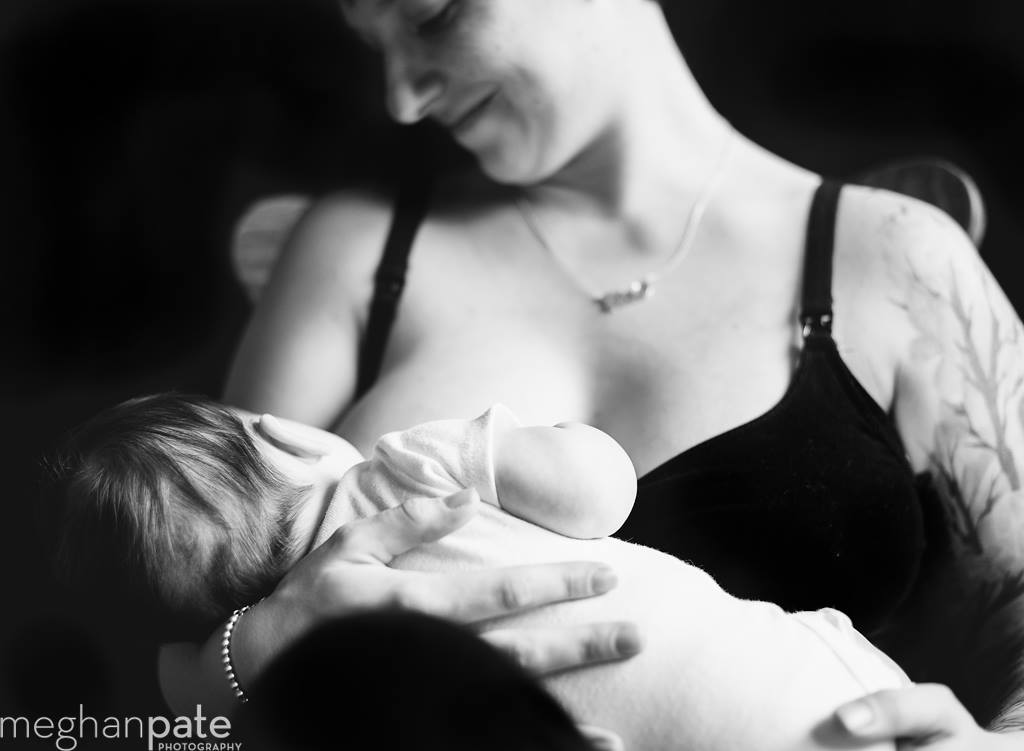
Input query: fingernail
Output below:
<box><xmin>614</xmin><ymin>625</ymin><xmax>644</xmax><ymax>656</ymax></box>
<box><xmin>836</xmin><ymin>701</ymin><xmax>874</xmax><ymax>733</ymax></box>
<box><xmin>444</xmin><ymin>489</ymin><xmax>476</xmax><ymax>509</ymax></box>
<box><xmin>591</xmin><ymin>566</ymin><xmax>618</xmax><ymax>593</ymax></box>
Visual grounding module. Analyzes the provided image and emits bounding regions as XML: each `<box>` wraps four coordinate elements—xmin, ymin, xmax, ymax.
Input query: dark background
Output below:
<box><xmin>1</xmin><ymin>0</ymin><xmax>1023</xmax><ymax>731</ymax></box>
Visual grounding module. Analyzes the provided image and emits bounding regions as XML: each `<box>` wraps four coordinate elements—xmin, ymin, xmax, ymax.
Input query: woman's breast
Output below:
<box><xmin>337</xmin><ymin>284</ymin><xmax>799</xmax><ymax>476</ymax></box>
<box><xmin>335</xmin><ymin>322</ymin><xmax>596</xmax><ymax>453</ymax></box>
<box><xmin>618</xmin><ymin>346</ymin><xmax>926</xmax><ymax>633</ymax></box>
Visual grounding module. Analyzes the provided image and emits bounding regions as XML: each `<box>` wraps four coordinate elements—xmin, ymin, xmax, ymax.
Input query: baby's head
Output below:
<box><xmin>46</xmin><ymin>393</ymin><xmax>358</xmax><ymax>640</ymax></box>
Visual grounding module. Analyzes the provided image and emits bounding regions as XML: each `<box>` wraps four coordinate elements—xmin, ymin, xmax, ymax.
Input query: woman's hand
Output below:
<box><xmin>160</xmin><ymin>488</ymin><xmax>640</xmax><ymax>717</ymax></box>
<box><xmin>833</xmin><ymin>683</ymin><xmax>1024</xmax><ymax>749</ymax></box>
<box><xmin>234</xmin><ymin>488</ymin><xmax>642</xmax><ymax>686</ymax></box>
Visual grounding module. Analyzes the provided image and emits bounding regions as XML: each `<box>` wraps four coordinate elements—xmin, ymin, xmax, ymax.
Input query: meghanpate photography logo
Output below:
<box><xmin>0</xmin><ymin>705</ymin><xmax>239</xmax><ymax>750</ymax></box>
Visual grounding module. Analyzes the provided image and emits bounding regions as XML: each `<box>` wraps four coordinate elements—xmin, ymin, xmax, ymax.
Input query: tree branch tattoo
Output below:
<box><xmin>896</xmin><ymin>243</ymin><xmax>1024</xmax><ymax>727</ymax></box>
<box><xmin>901</xmin><ymin>254</ymin><xmax>1024</xmax><ymax>569</ymax></box>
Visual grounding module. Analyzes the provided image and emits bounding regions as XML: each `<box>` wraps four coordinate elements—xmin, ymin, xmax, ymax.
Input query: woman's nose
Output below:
<box><xmin>384</xmin><ymin>53</ymin><xmax>444</xmax><ymax>124</ymax></box>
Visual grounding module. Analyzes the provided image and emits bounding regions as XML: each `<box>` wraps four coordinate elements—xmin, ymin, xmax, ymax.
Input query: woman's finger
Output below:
<box><xmin>325</xmin><ymin>489</ymin><xmax>480</xmax><ymax>564</ymax></box>
<box><xmin>833</xmin><ymin>683</ymin><xmax>977</xmax><ymax>743</ymax></box>
<box><xmin>434</xmin><ymin>561</ymin><xmax>621</xmax><ymax>622</ymax></box>
<box><xmin>576</xmin><ymin>724</ymin><xmax>625</xmax><ymax>751</ymax></box>
<box><xmin>481</xmin><ymin>622</ymin><xmax>643</xmax><ymax>676</ymax></box>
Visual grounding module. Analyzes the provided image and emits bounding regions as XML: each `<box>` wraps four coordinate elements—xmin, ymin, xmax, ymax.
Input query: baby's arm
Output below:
<box><xmin>492</xmin><ymin>422</ymin><xmax>637</xmax><ymax>539</ymax></box>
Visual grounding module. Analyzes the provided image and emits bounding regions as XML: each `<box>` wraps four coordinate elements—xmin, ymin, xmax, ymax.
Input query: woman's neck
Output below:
<box><xmin>528</xmin><ymin>5</ymin><xmax>737</xmax><ymax>237</ymax></box>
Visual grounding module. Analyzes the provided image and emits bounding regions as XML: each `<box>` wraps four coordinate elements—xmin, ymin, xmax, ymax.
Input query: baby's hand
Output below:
<box><xmin>495</xmin><ymin>420</ymin><xmax>637</xmax><ymax>539</ymax></box>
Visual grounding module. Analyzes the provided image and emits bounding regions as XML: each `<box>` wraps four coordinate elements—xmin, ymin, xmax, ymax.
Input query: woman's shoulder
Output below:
<box><xmin>820</xmin><ymin>184</ymin><xmax>974</xmax><ymax>403</ymax></box>
<box><xmin>836</xmin><ymin>182</ymin><xmax>980</xmax><ymax>285</ymax></box>
<box><xmin>233</xmin><ymin>186</ymin><xmax>401</xmax><ymax>334</ymax></box>
<box><xmin>831</xmin><ymin>182</ymin><xmax>989</xmax><ymax>407</ymax></box>
<box><xmin>275</xmin><ymin>172</ymin><xmax>514</xmax><ymax>300</ymax></box>
<box><xmin>300</xmin><ymin>170</ymin><xmax>512</xmax><ymax>246</ymax></box>
<box><xmin>299</xmin><ymin>185</ymin><xmax>398</xmax><ymax>257</ymax></box>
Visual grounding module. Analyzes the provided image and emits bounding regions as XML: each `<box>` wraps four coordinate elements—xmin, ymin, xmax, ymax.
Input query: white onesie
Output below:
<box><xmin>315</xmin><ymin>405</ymin><xmax>909</xmax><ymax>751</ymax></box>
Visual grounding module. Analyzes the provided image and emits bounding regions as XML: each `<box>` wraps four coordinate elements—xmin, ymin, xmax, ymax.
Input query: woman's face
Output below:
<box><xmin>341</xmin><ymin>0</ymin><xmax>626</xmax><ymax>183</ymax></box>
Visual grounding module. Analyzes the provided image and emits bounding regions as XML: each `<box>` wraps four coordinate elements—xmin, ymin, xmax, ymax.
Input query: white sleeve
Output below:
<box><xmin>312</xmin><ymin>405</ymin><xmax>523</xmax><ymax>549</ymax></box>
<box><xmin>370</xmin><ymin>404</ymin><xmax>522</xmax><ymax>508</ymax></box>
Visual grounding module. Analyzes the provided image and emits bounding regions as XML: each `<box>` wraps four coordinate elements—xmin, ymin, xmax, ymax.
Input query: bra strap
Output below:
<box><xmin>800</xmin><ymin>179</ymin><xmax>843</xmax><ymax>339</ymax></box>
<box><xmin>355</xmin><ymin>175</ymin><xmax>433</xmax><ymax>398</ymax></box>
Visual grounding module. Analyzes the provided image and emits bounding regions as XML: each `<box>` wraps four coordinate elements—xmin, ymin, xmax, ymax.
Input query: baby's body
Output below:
<box><xmin>314</xmin><ymin>405</ymin><xmax>907</xmax><ymax>751</ymax></box>
<box><xmin>58</xmin><ymin>395</ymin><xmax>906</xmax><ymax>749</ymax></box>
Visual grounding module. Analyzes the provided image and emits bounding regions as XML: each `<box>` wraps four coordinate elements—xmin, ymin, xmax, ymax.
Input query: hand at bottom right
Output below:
<box><xmin>833</xmin><ymin>683</ymin><xmax>1024</xmax><ymax>749</ymax></box>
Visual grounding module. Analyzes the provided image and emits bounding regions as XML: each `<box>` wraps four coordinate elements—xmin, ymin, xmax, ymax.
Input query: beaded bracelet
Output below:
<box><xmin>221</xmin><ymin>602</ymin><xmax>256</xmax><ymax>704</ymax></box>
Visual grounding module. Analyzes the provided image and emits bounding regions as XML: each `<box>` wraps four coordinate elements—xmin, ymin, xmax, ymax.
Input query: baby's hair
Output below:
<box><xmin>46</xmin><ymin>393</ymin><xmax>309</xmax><ymax>640</ymax></box>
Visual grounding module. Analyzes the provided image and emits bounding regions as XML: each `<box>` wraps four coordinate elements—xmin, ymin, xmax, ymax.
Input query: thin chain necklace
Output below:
<box><xmin>516</xmin><ymin>132</ymin><xmax>735</xmax><ymax>313</ymax></box>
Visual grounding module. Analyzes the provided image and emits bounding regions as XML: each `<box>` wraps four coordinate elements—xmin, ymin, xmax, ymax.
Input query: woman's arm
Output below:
<box><xmin>224</xmin><ymin>192</ymin><xmax>388</xmax><ymax>426</ymax></box>
<box><xmin>885</xmin><ymin>197</ymin><xmax>1024</xmax><ymax>729</ymax></box>
<box><xmin>159</xmin><ymin>491</ymin><xmax>641</xmax><ymax>716</ymax></box>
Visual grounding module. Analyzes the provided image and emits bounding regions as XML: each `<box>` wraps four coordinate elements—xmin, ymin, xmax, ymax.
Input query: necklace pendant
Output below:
<box><xmin>595</xmin><ymin>279</ymin><xmax>653</xmax><ymax>313</ymax></box>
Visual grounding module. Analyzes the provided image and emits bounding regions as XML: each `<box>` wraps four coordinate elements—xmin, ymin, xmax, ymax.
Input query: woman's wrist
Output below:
<box><xmin>228</xmin><ymin>589</ymin><xmax>315</xmax><ymax>693</ymax></box>
<box><xmin>221</xmin><ymin>602</ymin><xmax>261</xmax><ymax>703</ymax></box>
<box><xmin>158</xmin><ymin>596</ymin><xmax>307</xmax><ymax>719</ymax></box>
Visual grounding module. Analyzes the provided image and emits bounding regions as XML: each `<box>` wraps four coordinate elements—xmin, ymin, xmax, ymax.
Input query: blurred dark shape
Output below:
<box><xmin>237</xmin><ymin>611</ymin><xmax>594</xmax><ymax>751</ymax></box>
<box><xmin>3</xmin><ymin>618</ymin><xmax>115</xmax><ymax>718</ymax></box>
<box><xmin>873</xmin><ymin>475</ymin><xmax>1024</xmax><ymax>728</ymax></box>
<box><xmin>854</xmin><ymin>159</ymin><xmax>987</xmax><ymax>245</ymax></box>
<box><xmin>0</xmin><ymin>0</ymin><xmax>447</xmax><ymax>389</ymax></box>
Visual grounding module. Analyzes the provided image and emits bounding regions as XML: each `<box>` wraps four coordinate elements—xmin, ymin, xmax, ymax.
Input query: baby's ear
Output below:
<box><xmin>257</xmin><ymin>414</ymin><xmax>334</xmax><ymax>460</ymax></box>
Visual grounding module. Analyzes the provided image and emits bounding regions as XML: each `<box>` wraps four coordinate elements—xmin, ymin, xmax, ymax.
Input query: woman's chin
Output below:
<box><xmin>473</xmin><ymin>148</ymin><xmax>560</xmax><ymax>187</ymax></box>
<box><xmin>473</xmin><ymin>151</ymin><xmax>533</xmax><ymax>185</ymax></box>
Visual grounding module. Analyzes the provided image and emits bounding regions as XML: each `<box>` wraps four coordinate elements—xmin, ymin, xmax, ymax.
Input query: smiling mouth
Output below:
<box><xmin>448</xmin><ymin>93</ymin><xmax>497</xmax><ymax>133</ymax></box>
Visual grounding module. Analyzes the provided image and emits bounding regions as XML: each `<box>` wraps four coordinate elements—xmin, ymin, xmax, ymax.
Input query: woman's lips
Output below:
<box><xmin>449</xmin><ymin>92</ymin><xmax>497</xmax><ymax>135</ymax></box>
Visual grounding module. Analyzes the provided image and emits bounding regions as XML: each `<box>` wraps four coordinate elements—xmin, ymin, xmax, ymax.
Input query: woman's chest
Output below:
<box><xmin>337</xmin><ymin>241</ymin><xmax>802</xmax><ymax>475</ymax></box>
